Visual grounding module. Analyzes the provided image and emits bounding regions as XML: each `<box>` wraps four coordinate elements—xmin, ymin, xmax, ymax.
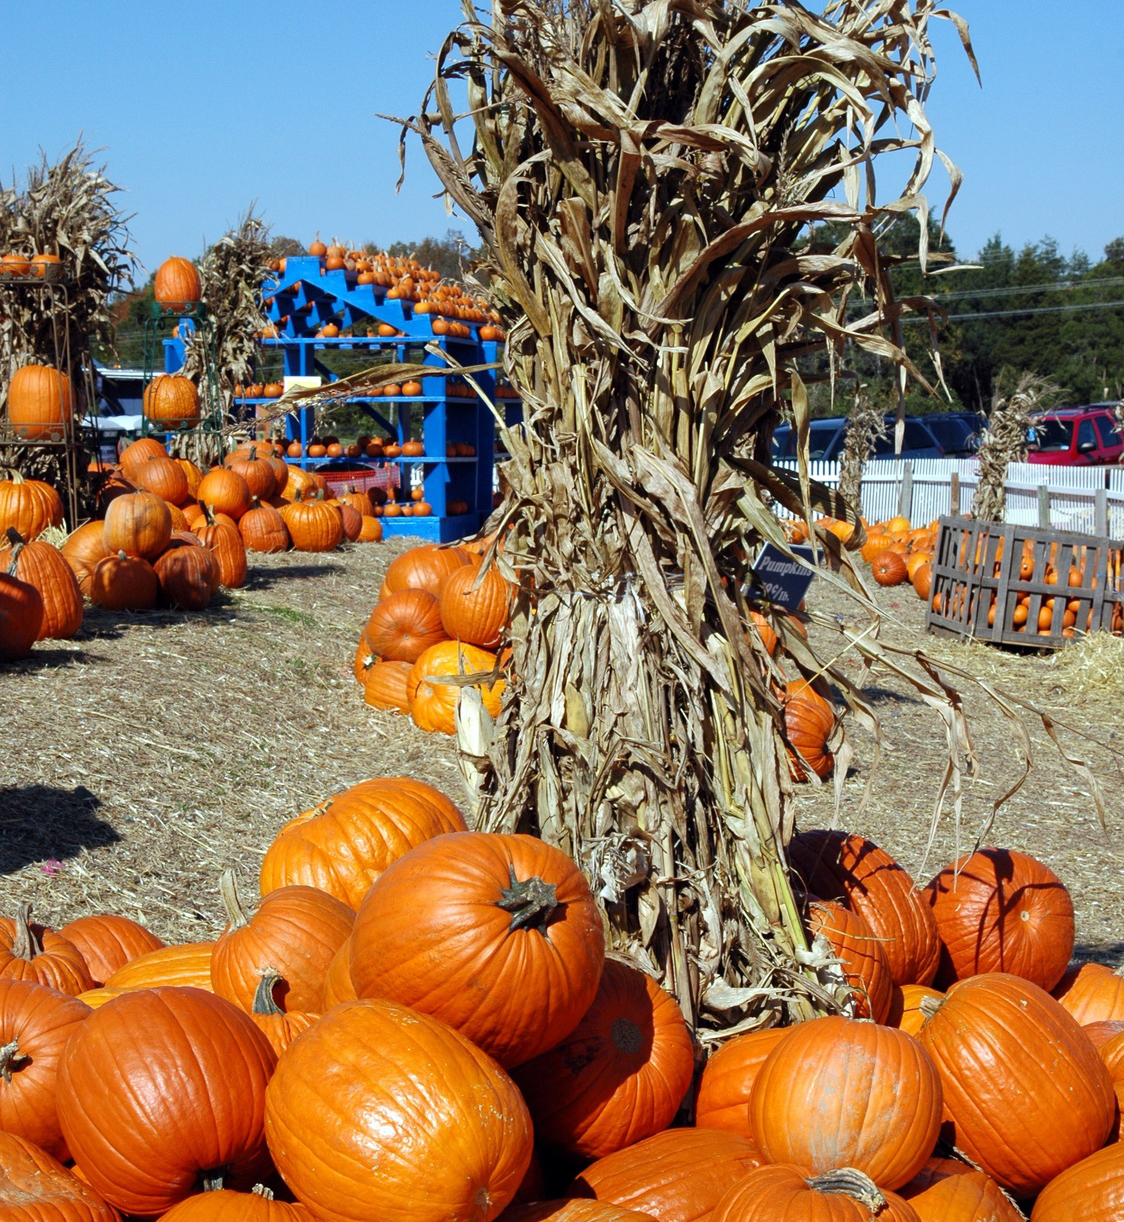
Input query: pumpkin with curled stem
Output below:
<box><xmin>710</xmin><ymin>1165</ymin><xmax>921</xmax><ymax>1222</ymax></box>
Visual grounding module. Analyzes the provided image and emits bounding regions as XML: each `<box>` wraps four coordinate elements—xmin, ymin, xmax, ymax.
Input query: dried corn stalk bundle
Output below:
<box><xmin>971</xmin><ymin>372</ymin><xmax>1053</xmax><ymax>522</ymax></box>
<box><xmin>397</xmin><ymin>0</ymin><xmax>977</xmax><ymax>1030</ymax></box>
<box><xmin>838</xmin><ymin>389</ymin><xmax>887</xmax><ymax>516</ymax></box>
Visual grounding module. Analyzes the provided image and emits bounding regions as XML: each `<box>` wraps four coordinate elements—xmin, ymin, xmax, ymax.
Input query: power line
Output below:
<box><xmin>900</xmin><ymin>298</ymin><xmax>1124</xmax><ymax>323</ymax></box>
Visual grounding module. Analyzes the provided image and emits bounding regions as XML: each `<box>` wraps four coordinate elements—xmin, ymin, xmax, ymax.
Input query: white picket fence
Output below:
<box><xmin>773</xmin><ymin>459</ymin><xmax>1124</xmax><ymax>538</ymax></box>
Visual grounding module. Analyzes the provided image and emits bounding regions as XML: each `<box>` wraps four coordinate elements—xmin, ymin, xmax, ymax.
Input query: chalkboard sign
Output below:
<box><xmin>748</xmin><ymin>543</ymin><xmax>817</xmax><ymax>609</ymax></box>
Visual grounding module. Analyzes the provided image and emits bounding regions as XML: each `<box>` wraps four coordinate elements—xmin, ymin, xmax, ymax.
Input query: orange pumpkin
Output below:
<box><xmin>439</xmin><ymin>560</ymin><xmax>514</xmax><ymax>649</ymax></box>
<box><xmin>6</xmin><ymin>364</ymin><xmax>74</xmax><ymax>439</ymax></box>
<box><xmin>143</xmin><ymin>374</ymin><xmax>201</xmax><ymax>430</ymax></box>
<box><xmin>364</xmin><ymin>588</ymin><xmax>449</xmax><ymax>663</ymax></box>
<box><xmin>695</xmin><ymin>1027</ymin><xmax>791</xmax><ymax>1137</ymax></box>
<box><xmin>407</xmin><ymin>640</ymin><xmax>506</xmax><ymax>735</ymax></box>
<box><xmin>154</xmin><ymin>255</ymin><xmax>202</xmax><ymax>311</ymax></box>
<box><xmin>780</xmin><ymin>679</ymin><xmax>834</xmax><ymax>781</ymax></box>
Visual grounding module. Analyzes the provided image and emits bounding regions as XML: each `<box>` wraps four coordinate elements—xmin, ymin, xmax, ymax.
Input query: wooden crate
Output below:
<box><xmin>925</xmin><ymin>515</ymin><xmax>1124</xmax><ymax>648</ymax></box>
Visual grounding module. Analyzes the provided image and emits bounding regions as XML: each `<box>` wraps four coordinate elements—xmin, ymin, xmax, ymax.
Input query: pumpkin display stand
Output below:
<box><xmin>925</xmin><ymin>514</ymin><xmax>1124</xmax><ymax>648</ymax></box>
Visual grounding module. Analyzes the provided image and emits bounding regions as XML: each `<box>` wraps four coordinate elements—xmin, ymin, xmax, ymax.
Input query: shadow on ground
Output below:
<box><xmin>0</xmin><ymin>785</ymin><xmax>121</xmax><ymax>874</ymax></box>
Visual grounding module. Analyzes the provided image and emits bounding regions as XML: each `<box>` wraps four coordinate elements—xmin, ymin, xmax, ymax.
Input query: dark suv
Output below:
<box><xmin>1026</xmin><ymin>404</ymin><xmax>1124</xmax><ymax>466</ymax></box>
<box><xmin>921</xmin><ymin>411</ymin><xmax>984</xmax><ymax>457</ymax></box>
<box><xmin>771</xmin><ymin>415</ymin><xmax>945</xmax><ymax>462</ymax></box>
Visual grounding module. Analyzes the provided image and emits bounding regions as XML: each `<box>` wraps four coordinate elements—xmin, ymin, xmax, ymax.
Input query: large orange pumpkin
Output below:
<box><xmin>143</xmin><ymin>374</ymin><xmax>201</xmax><ymax>429</ymax></box>
<box><xmin>748</xmin><ymin>1014</ymin><xmax>942</xmax><ymax>1191</ymax></box>
<box><xmin>154</xmin><ymin>255</ymin><xmax>202</xmax><ymax>311</ymax></box>
<box><xmin>512</xmin><ymin>958</ymin><xmax>695</xmax><ymax>1160</ymax></box>
<box><xmin>264</xmin><ymin>998</ymin><xmax>533</xmax><ymax>1222</ymax></box>
<box><xmin>102</xmin><ymin>490</ymin><xmax>172</xmax><ymax>560</ymax></box>
<box><xmin>379</xmin><ymin>542</ymin><xmax>471</xmax><ymax>599</ymax></box>
<box><xmin>710</xmin><ymin>1166</ymin><xmax>921</xmax><ymax>1222</ymax></box>
<box><xmin>408</xmin><ymin>640</ymin><xmax>505</xmax><ymax>734</ymax></box>
<box><xmin>6</xmin><ymin>364</ymin><xmax>74</xmax><ymax>439</ymax></box>
<box><xmin>1028</xmin><ymin>1141</ymin><xmax>1124</xmax><ymax>1222</ymax></box>
<box><xmin>56</xmin><ymin>987</ymin><xmax>276</xmax><ymax>1216</ymax></box>
<box><xmin>0</xmin><ymin>530</ymin><xmax>83</xmax><ymax>640</ymax></box>
<box><xmin>350</xmin><ymin>831</ymin><xmax>606</xmax><ymax>1068</ymax></box>
<box><xmin>364</xmin><ymin>588</ymin><xmax>449</xmax><ymax>662</ymax></box>
<box><xmin>0</xmin><ymin>1131</ymin><xmax>120</xmax><ymax>1221</ymax></box>
<box><xmin>439</xmin><ymin>560</ymin><xmax>513</xmax><ymax>648</ymax></box>
<box><xmin>915</xmin><ymin>971</ymin><xmax>1115</xmax><ymax>1195</ymax></box>
<box><xmin>923</xmin><ymin>847</ymin><xmax>1075</xmax><ymax>991</ymax></box>
<box><xmin>694</xmin><ymin>1027</ymin><xmax>791</xmax><ymax>1137</ymax></box>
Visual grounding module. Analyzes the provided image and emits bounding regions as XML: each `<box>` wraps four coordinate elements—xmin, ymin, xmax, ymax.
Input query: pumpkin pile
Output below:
<box><xmin>354</xmin><ymin>540</ymin><xmax>513</xmax><ymax>732</ymax></box>
<box><xmin>3</xmin><ymin>774</ymin><xmax>1124</xmax><ymax>1219</ymax></box>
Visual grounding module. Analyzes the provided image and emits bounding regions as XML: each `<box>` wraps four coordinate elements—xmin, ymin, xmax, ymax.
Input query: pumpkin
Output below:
<box><xmin>246</xmin><ymin>968</ymin><xmax>319</xmax><ymax>1057</ymax></box>
<box><xmin>6</xmin><ymin>364</ymin><xmax>74</xmax><ymax>439</ymax></box>
<box><xmin>500</xmin><ymin>1204</ymin><xmax>656</xmax><ymax>1222</ymax></box>
<box><xmin>923</xmin><ymin>847</ymin><xmax>1075</xmax><ymax>991</ymax></box>
<box><xmin>239</xmin><ymin>498</ymin><xmax>290</xmax><ymax>552</ymax></box>
<box><xmin>0</xmin><ymin>529</ymin><xmax>83</xmax><ymax>640</ymax></box>
<box><xmin>279</xmin><ymin>493</ymin><xmax>343</xmax><ymax>552</ymax></box>
<box><xmin>0</xmin><ymin>1131</ymin><xmax>121</xmax><ymax>1221</ymax></box>
<box><xmin>259</xmin><ymin>777</ymin><xmax>468</xmax><ymax>910</ymax></box>
<box><xmin>143</xmin><ymin>374</ymin><xmax>201</xmax><ymax>430</ymax></box>
<box><xmin>335</xmin><ymin>501</ymin><xmax>363</xmax><ymax>541</ymax></box>
<box><xmin>264</xmin><ymin>998</ymin><xmax>534</xmax><ymax>1222</ymax></box>
<box><xmin>130</xmin><ymin>453</ymin><xmax>190</xmax><ymax>505</ymax></box>
<box><xmin>871</xmin><ymin>549</ymin><xmax>909</xmax><ymax>586</ymax></box>
<box><xmin>408</xmin><ymin>640</ymin><xmax>506</xmax><ymax>734</ymax></box>
<box><xmin>60</xmin><ymin>521</ymin><xmax>113</xmax><ymax>596</ymax></box>
<box><xmin>439</xmin><ymin>560</ymin><xmax>514</xmax><ymax>648</ymax></box>
<box><xmin>56</xmin><ymin>987</ymin><xmax>276</xmax><ymax>1215</ymax></box>
<box><xmin>569</xmin><ymin>1128</ymin><xmax>761</xmax><ymax>1222</ymax></box>
<box><xmin>0</xmin><ymin>470</ymin><xmax>64</xmax><ymax>540</ymax></box>
<box><xmin>898</xmin><ymin>1159</ymin><xmax>1025</xmax><ymax>1221</ymax></box>
<box><xmin>0</xmin><ymin>978</ymin><xmax>92</xmax><ymax>1158</ymax></box>
<box><xmin>154</xmin><ymin>255</ymin><xmax>202</xmax><ymax>311</ymax></box>
<box><xmin>710</xmin><ymin>1166</ymin><xmax>920</xmax><ymax>1222</ymax></box>
<box><xmin>227</xmin><ymin>448</ymin><xmax>279</xmax><ymax>501</ymax></box>
<box><xmin>1028</xmin><ymin>1141</ymin><xmax>1124</xmax><ymax>1221</ymax></box>
<box><xmin>103</xmin><ymin>490</ymin><xmax>172</xmax><ymax>559</ymax></box>
<box><xmin>210</xmin><ymin>872</ymin><xmax>354</xmax><ymax>1015</ymax></box>
<box><xmin>154</xmin><ymin>543</ymin><xmax>220</xmax><ymax>610</ymax></box>
<box><xmin>1054</xmin><ymin>961</ymin><xmax>1124</xmax><ymax>1024</ymax></box>
<box><xmin>350</xmin><ymin>831</ymin><xmax>606</xmax><ymax>1067</ymax></box>
<box><xmin>160</xmin><ymin>1182</ymin><xmax>317</xmax><ymax>1220</ymax></box>
<box><xmin>787</xmin><ymin>829</ymin><xmax>940</xmax><ymax>986</ymax></box>
<box><xmin>321</xmin><ymin>936</ymin><xmax>358</xmax><ymax>1008</ymax></box>
<box><xmin>119</xmin><ymin>437</ymin><xmax>168</xmax><ymax>480</ymax></box>
<box><xmin>357</xmin><ymin>514</ymin><xmax>383</xmax><ymax>542</ymax></box>
<box><xmin>780</xmin><ymin>680</ymin><xmax>834</xmax><ymax>780</ymax></box>
<box><xmin>104</xmin><ymin>941</ymin><xmax>215</xmax><ymax>991</ymax></box>
<box><xmin>57</xmin><ymin>914</ymin><xmax>164</xmax><ymax>988</ymax></box>
<box><xmin>885</xmin><ymin>982</ymin><xmax>944</xmax><ymax>1036</ymax></box>
<box><xmin>364</xmin><ymin>588</ymin><xmax>449</xmax><ymax>662</ymax></box>
<box><xmin>915</xmin><ymin>971</ymin><xmax>1115</xmax><ymax>1195</ymax></box>
<box><xmin>0</xmin><ymin>550</ymin><xmax>44</xmax><ymax>661</ymax></box>
<box><xmin>0</xmin><ymin>905</ymin><xmax>93</xmax><ymax>996</ymax></box>
<box><xmin>512</xmin><ymin>958</ymin><xmax>695</xmax><ymax>1160</ymax></box>
<box><xmin>748</xmin><ymin>1014</ymin><xmax>941</xmax><ymax>1190</ymax></box>
<box><xmin>362</xmin><ymin>658</ymin><xmax>414</xmax><ymax>713</ymax></box>
<box><xmin>89</xmin><ymin>551</ymin><xmax>159</xmax><ymax>611</ymax></box>
<box><xmin>695</xmin><ymin>1027</ymin><xmax>791</xmax><ymax>1137</ymax></box>
<box><xmin>196</xmin><ymin>467</ymin><xmax>251</xmax><ymax>521</ymax></box>
<box><xmin>198</xmin><ymin>519</ymin><xmax>248</xmax><ymax>588</ymax></box>
<box><xmin>379</xmin><ymin>542</ymin><xmax>471</xmax><ymax>599</ymax></box>
<box><xmin>806</xmin><ymin>898</ymin><xmax>893</xmax><ymax>1022</ymax></box>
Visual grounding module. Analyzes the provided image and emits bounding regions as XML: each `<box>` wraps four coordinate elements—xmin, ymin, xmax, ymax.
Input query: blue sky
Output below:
<box><xmin>4</xmin><ymin>2</ymin><xmax>1122</xmax><ymax>282</ymax></box>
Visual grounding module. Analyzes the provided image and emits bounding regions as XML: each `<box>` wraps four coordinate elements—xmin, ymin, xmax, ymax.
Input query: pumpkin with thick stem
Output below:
<box><xmin>247</xmin><ymin>968</ymin><xmax>319</xmax><ymax>1056</ymax></box>
<box><xmin>0</xmin><ymin>529</ymin><xmax>82</xmax><ymax>640</ymax></box>
<box><xmin>0</xmin><ymin>978</ymin><xmax>92</xmax><ymax>1158</ymax></box>
<box><xmin>210</xmin><ymin>872</ymin><xmax>354</xmax><ymax>1014</ymax></box>
<box><xmin>0</xmin><ymin>905</ymin><xmax>93</xmax><ymax>995</ymax></box>
<box><xmin>239</xmin><ymin>498</ymin><xmax>290</xmax><ymax>553</ymax></box>
<box><xmin>56</xmin><ymin>987</ymin><xmax>276</xmax><ymax>1216</ymax></box>
<box><xmin>350</xmin><ymin>831</ymin><xmax>605</xmax><ymax>1067</ymax></box>
<box><xmin>58</xmin><ymin>913</ymin><xmax>164</xmax><ymax>987</ymax></box>
<box><xmin>748</xmin><ymin>1015</ymin><xmax>942</xmax><ymax>1190</ymax></box>
<box><xmin>512</xmin><ymin>958</ymin><xmax>694</xmax><ymax>1159</ymax></box>
<box><xmin>710</xmin><ymin>1165</ymin><xmax>921</xmax><ymax>1222</ymax></box>
<box><xmin>0</xmin><ymin>470</ymin><xmax>64</xmax><ymax>541</ymax></box>
<box><xmin>0</xmin><ymin>1131</ymin><xmax>120</xmax><ymax>1221</ymax></box>
<box><xmin>264</xmin><ymin>998</ymin><xmax>533</xmax><ymax>1222</ymax></box>
<box><xmin>916</xmin><ymin>971</ymin><xmax>1115</xmax><ymax>1195</ymax></box>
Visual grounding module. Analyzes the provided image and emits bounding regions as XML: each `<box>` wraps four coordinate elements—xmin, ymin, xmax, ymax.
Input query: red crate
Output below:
<box><xmin>925</xmin><ymin>515</ymin><xmax>1124</xmax><ymax>647</ymax></box>
<box><xmin>318</xmin><ymin>466</ymin><xmax>400</xmax><ymax>497</ymax></box>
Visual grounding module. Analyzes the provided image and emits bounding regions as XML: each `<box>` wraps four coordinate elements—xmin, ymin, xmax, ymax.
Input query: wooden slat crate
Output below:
<box><xmin>924</xmin><ymin>515</ymin><xmax>1124</xmax><ymax>648</ymax></box>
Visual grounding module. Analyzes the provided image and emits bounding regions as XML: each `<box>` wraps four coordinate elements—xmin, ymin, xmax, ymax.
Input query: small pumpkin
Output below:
<box><xmin>57</xmin><ymin>913</ymin><xmax>164</xmax><ymax>988</ymax></box>
<box><xmin>780</xmin><ymin>679</ymin><xmax>834</xmax><ymax>781</ymax></box>
<box><xmin>439</xmin><ymin>560</ymin><xmax>514</xmax><ymax>649</ymax></box>
<box><xmin>0</xmin><ymin>905</ymin><xmax>93</xmax><ymax>995</ymax></box>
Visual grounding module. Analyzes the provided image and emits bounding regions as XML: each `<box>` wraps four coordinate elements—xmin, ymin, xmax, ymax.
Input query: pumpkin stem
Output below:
<box><xmin>918</xmin><ymin>994</ymin><xmax>944</xmax><ymax>1020</ymax></box>
<box><xmin>4</xmin><ymin>527</ymin><xmax>24</xmax><ymax>547</ymax></box>
<box><xmin>0</xmin><ymin>1037</ymin><xmax>25</xmax><ymax>1084</ymax></box>
<box><xmin>804</xmin><ymin>1168</ymin><xmax>885</xmax><ymax>1211</ymax></box>
<box><xmin>496</xmin><ymin>868</ymin><xmax>558</xmax><ymax>933</ymax></box>
<box><xmin>252</xmin><ymin>1185</ymin><xmax>275</xmax><ymax>1200</ymax></box>
<box><xmin>218</xmin><ymin>869</ymin><xmax>251</xmax><ymax>929</ymax></box>
<box><xmin>10</xmin><ymin>903</ymin><xmax>43</xmax><ymax>960</ymax></box>
<box><xmin>252</xmin><ymin>968</ymin><xmax>285</xmax><ymax>1016</ymax></box>
<box><xmin>200</xmin><ymin>1169</ymin><xmax>227</xmax><ymax>1192</ymax></box>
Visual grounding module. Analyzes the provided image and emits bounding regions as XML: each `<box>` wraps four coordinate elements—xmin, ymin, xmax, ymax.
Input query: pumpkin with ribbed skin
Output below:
<box><xmin>226</xmin><ymin>448</ymin><xmax>278</xmax><ymax>501</ymax></box>
<box><xmin>0</xmin><ymin>553</ymin><xmax>44</xmax><ymax>661</ymax></box>
<box><xmin>0</xmin><ymin>1131</ymin><xmax>121</xmax><ymax>1221</ymax></box>
<box><xmin>260</xmin><ymin>777</ymin><xmax>468</xmax><ymax>910</ymax></box>
<box><xmin>807</xmin><ymin>898</ymin><xmax>893</xmax><ymax>1022</ymax></box>
<box><xmin>363</xmin><ymin>658</ymin><xmax>414</xmax><ymax>713</ymax></box>
<box><xmin>513</xmin><ymin>958</ymin><xmax>694</xmax><ymax>1160</ymax></box>
<box><xmin>264</xmin><ymin>998</ymin><xmax>533</xmax><ymax>1222</ymax></box>
<box><xmin>198</xmin><ymin>519</ymin><xmax>248</xmax><ymax>588</ymax></box>
<box><xmin>916</xmin><ymin>972</ymin><xmax>1115</xmax><ymax>1195</ymax></box>
<box><xmin>1029</xmin><ymin>1141</ymin><xmax>1124</xmax><ymax>1222</ymax></box>
<box><xmin>439</xmin><ymin>560</ymin><xmax>513</xmax><ymax>648</ymax></box>
<box><xmin>500</xmin><ymin>1204</ymin><xmax>657</xmax><ymax>1222</ymax></box>
<box><xmin>379</xmin><ymin>542</ymin><xmax>471</xmax><ymax>599</ymax></box>
<box><xmin>155</xmin><ymin>542</ymin><xmax>219</xmax><ymax>610</ymax></box>
<box><xmin>748</xmin><ymin>1015</ymin><xmax>942</xmax><ymax>1190</ymax></box>
<box><xmin>871</xmin><ymin>549</ymin><xmax>909</xmax><ymax>586</ymax></box>
<box><xmin>103</xmin><ymin>941</ymin><xmax>214</xmax><ymax>991</ymax></box>
<box><xmin>143</xmin><ymin>374</ymin><xmax>201</xmax><ymax>430</ymax></box>
<box><xmin>569</xmin><ymin>1128</ymin><xmax>761</xmax><ymax>1222</ymax></box>
<box><xmin>57</xmin><ymin>914</ymin><xmax>164</xmax><ymax>988</ymax></box>
<box><xmin>161</xmin><ymin>1183</ymin><xmax>317</xmax><ymax>1221</ymax></box>
<box><xmin>280</xmin><ymin>494</ymin><xmax>343</xmax><ymax>552</ymax></box>
<box><xmin>103</xmin><ymin>490</ymin><xmax>172</xmax><ymax>560</ymax></box>
<box><xmin>246</xmin><ymin>969</ymin><xmax>319</xmax><ymax>1057</ymax></box>
<box><xmin>900</xmin><ymin>1158</ymin><xmax>1023</xmax><ymax>1222</ymax></box>
<box><xmin>239</xmin><ymin>498</ymin><xmax>290</xmax><ymax>552</ymax></box>
<box><xmin>711</xmin><ymin>1166</ymin><xmax>920</xmax><ymax>1222</ymax></box>
<box><xmin>0</xmin><ymin>529</ymin><xmax>82</xmax><ymax>640</ymax></box>
<box><xmin>787</xmin><ymin>829</ymin><xmax>940</xmax><ymax>986</ymax></box>
<box><xmin>119</xmin><ymin>437</ymin><xmax>168</xmax><ymax>480</ymax></box>
<box><xmin>351</xmin><ymin>832</ymin><xmax>605</xmax><ymax>1067</ymax></box>
<box><xmin>7</xmin><ymin>364</ymin><xmax>74</xmax><ymax>439</ymax></box>
<box><xmin>154</xmin><ymin>255</ymin><xmax>201</xmax><ymax>311</ymax></box>
<box><xmin>357</xmin><ymin>514</ymin><xmax>383</xmax><ymax>542</ymax></box>
<box><xmin>0</xmin><ymin>906</ymin><xmax>93</xmax><ymax>996</ymax></box>
<box><xmin>196</xmin><ymin>467</ymin><xmax>251</xmax><ymax>521</ymax></box>
<box><xmin>131</xmin><ymin>453</ymin><xmax>190</xmax><ymax>505</ymax></box>
<box><xmin>61</xmin><ymin>521</ymin><xmax>113</xmax><ymax>596</ymax></box>
<box><xmin>923</xmin><ymin>847</ymin><xmax>1075</xmax><ymax>991</ymax></box>
<box><xmin>365</xmin><ymin>588</ymin><xmax>449</xmax><ymax>662</ymax></box>
<box><xmin>408</xmin><ymin>640</ymin><xmax>506</xmax><ymax>734</ymax></box>
<box><xmin>781</xmin><ymin>680</ymin><xmax>834</xmax><ymax>780</ymax></box>
<box><xmin>210</xmin><ymin>873</ymin><xmax>354</xmax><ymax>1015</ymax></box>
<box><xmin>1054</xmin><ymin>961</ymin><xmax>1124</xmax><ymax>1024</ymax></box>
<box><xmin>0</xmin><ymin>471</ymin><xmax>64</xmax><ymax>540</ymax></box>
<box><xmin>886</xmin><ymin>983</ymin><xmax>944</xmax><ymax>1036</ymax></box>
<box><xmin>0</xmin><ymin>979</ymin><xmax>92</xmax><ymax>1158</ymax></box>
<box><xmin>695</xmin><ymin>1027</ymin><xmax>791</xmax><ymax>1137</ymax></box>
<box><xmin>89</xmin><ymin>551</ymin><xmax>159</xmax><ymax>610</ymax></box>
<box><xmin>56</xmin><ymin>987</ymin><xmax>276</xmax><ymax>1216</ymax></box>
<box><xmin>321</xmin><ymin>937</ymin><xmax>357</xmax><ymax>1008</ymax></box>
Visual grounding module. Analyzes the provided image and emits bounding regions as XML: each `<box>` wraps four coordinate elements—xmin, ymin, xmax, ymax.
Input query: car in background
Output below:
<box><xmin>1026</xmin><ymin>404</ymin><xmax>1124</xmax><ymax>466</ymax></box>
<box><xmin>921</xmin><ymin>410</ymin><xmax>985</xmax><ymax>457</ymax></box>
<box><xmin>770</xmin><ymin>415</ymin><xmax>945</xmax><ymax>462</ymax></box>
